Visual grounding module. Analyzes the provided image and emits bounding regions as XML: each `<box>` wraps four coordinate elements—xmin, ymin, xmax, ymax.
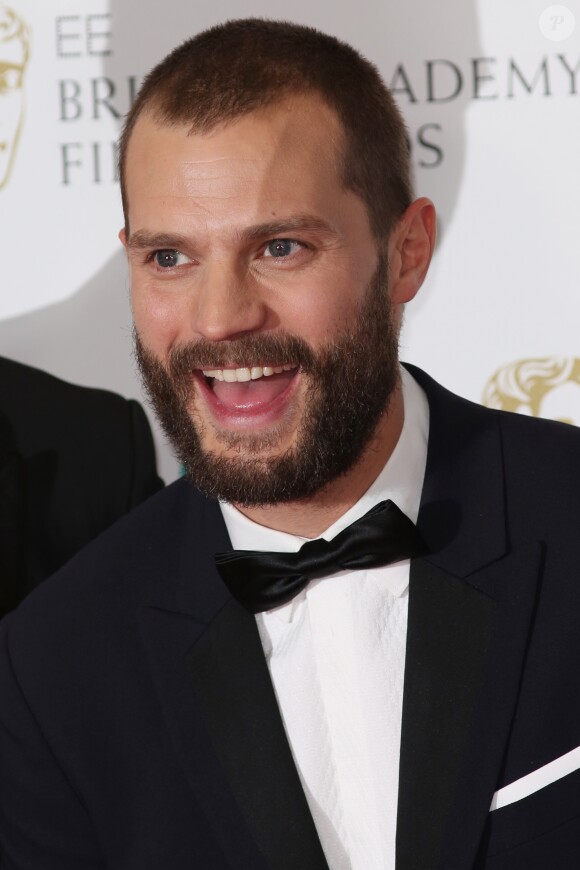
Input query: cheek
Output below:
<box><xmin>131</xmin><ymin>284</ymin><xmax>188</xmax><ymax>356</ymax></box>
<box><xmin>301</xmin><ymin>289</ymin><xmax>361</xmax><ymax>345</ymax></box>
<box><xmin>282</xmin><ymin>270</ymin><xmax>360</xmax><ymax>346</ymax></box>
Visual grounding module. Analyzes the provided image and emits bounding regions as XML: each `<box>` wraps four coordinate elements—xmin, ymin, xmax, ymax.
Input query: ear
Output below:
<box><xmin>118</xmin><ymin>228</ymin><xmax>128</xmax><ymax>248</ymax></box>
<box><xmin>387</xmin><ymin>198</ymin><xmax>436</xmax><ymax>305</ymax></box>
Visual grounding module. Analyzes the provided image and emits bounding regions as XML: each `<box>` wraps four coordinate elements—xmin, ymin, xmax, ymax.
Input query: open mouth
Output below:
<box><xmin>196</xmin><ymin>363</ymin><xmax>300</xmax><ymax>422</ymax></box>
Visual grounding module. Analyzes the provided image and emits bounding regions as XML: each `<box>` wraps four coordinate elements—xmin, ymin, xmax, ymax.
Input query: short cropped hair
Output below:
<box><xmin>119</xmin><ymin>18</ymin><xmax>413</xmax><ymax>238</ymax></box>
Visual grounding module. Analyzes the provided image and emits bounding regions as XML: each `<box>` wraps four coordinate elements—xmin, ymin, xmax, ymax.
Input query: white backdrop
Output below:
<box><xmin>1</xmin><ymin>0</ymin><xmax>579</xmax><ymax>481</ymax></box>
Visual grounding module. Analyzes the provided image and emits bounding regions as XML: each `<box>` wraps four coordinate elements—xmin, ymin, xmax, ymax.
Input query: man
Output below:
<box><xmin>1</xmin><ymin>19</ymin><xmax>579</xmax><ymax>870</ymax></box>
<box><xmin>0</xmin><ymin>355</ymin><xmax>163</xmax><ymax>616</ymax></box>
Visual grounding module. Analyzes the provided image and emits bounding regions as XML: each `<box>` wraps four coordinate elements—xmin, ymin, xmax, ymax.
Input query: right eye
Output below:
<box><xmin>153</xmin><ymin>250</ymin><xmax>191</xmax><ymax>269</ymax></box>
<box><xmin>262</xmin><ymin>239</ymin><xmax>304</xmax><ymax>259</ymax></box>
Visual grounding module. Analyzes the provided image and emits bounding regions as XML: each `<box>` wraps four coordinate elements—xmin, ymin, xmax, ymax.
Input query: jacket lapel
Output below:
<box><xmin>396</xmin><ymin>549</ymin><xmax>542</xmax><ymax>870</ymax></box>
<box><xmin>139</xmin><ymin>490</ymin><xmax>328</xmax><ymax>870</ymax></box>
<box><xmin>186</xmin><ymin>597</ymin><xmax>330</xmax><ymax>870</ymax></box>
<box><xmin>396</xmin><ymin>367</ymin><xmax>544</xmax><ymax>870</ymax></box>
<box><xmin>396</xmin><ymin>558</ymin><xmax>496</xmax><ymax>870</ymax></box>
<box><xmin>432</xmin><ymin>545</ymin><xmax>543</xmax><ymax>870</ymax></box>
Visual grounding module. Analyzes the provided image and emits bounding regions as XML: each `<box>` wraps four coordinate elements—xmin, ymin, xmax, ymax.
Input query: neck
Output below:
<box><xmin>233</xmin><ymin>384</ymin><xmax>404</xmax><ymax>537</ymax></box>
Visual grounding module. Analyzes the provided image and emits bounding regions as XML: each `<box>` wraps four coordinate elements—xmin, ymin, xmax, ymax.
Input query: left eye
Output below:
<box><xmin>153</xmin><ymin>249</ymin><xmax>190</xmax><ymax>268</ymax></box>
<box><xmin>263</xmin><ymin>239</ymin><xmax>302</xmax><ymax>258</ymax></box>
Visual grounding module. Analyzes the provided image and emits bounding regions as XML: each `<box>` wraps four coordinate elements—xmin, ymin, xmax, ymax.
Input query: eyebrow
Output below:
<box><xmin>126</xmin><ymin>231</ymin><xmax>191</xmax><ymax>251</ymax></box>
<box><xmin>126</xmin><ymin>215</ymin><xmax>337</xmax><ymax>252</ymax></box>
<box><xmin>241</xmin><ymin>216</ymin><xmax>337</xmax><ymax>241</ymax></box>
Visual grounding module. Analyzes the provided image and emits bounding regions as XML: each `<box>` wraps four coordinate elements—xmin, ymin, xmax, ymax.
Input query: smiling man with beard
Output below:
<box><xmin>1</xmin><ymin>18</ymin><xmax>580</xmax><ymax>870</ymax></box>
<box><xmin>133</xmin><ymin>251</ymin><xmax>397</xmax><ymax>506</ymax></box>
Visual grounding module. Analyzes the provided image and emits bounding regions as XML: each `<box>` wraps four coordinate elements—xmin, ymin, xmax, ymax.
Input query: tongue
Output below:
<box><xmin>212</xmin><ymin>370</ymin><xmax>295</xmax><ymax>409</ymax></box>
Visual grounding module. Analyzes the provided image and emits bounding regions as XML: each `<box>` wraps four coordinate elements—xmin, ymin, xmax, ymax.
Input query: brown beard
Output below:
<box><xmin>135</xmin><ymin>254</ymin><xmax>399</xmax><ymax>506</ymax></box>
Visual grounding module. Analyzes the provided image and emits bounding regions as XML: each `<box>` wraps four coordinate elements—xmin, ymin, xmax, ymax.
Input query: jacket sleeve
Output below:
<box><xmin>0</xmin><ymin>618</ymin><xmax>103</xmax><ymax>869</ymax></box>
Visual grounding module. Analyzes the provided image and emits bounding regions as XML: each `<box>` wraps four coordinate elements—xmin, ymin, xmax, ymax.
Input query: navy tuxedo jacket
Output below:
<box><xmin>1</xmin><ymin>366</ymin><xmax>580</xmax><ymax>869</ymax></box>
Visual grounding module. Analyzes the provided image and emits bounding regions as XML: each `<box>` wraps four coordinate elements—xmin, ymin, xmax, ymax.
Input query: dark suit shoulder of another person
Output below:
<box><xmin>0</xmin><ymin>355</ymin><xmax>164</xmax><ymax>613</ymax></box>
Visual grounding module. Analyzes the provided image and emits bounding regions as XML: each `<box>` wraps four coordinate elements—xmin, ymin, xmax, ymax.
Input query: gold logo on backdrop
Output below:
<box><xmin>483</xmin><ymin>357</ymin><xmax>580</xmax><ymax>426</ymax></box>
<box><xmin>0</xmin><ymin>5</ymin><xmax>29</xmax><ymax>189</ymax></box>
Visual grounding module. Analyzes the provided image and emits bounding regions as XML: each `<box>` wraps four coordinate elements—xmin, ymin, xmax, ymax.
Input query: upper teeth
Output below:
<box><xmin>202</xmin><ymin>364</ymin><xmax>295</xmax><ymax>382</ymax></box>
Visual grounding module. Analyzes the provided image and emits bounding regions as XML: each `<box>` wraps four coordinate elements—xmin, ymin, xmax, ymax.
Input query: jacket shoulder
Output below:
<box><xmin>407</xmin><ymin>363</ymin><xmax>580</xmax><ymax>542</ymax></box>
<box><xmin>0</xmin><ymin>355</ymin><xmax>143</xmax><ymax>450</ymax></box>
<box><xmin>406</xmin><ymin>361</ymin><xmax>580</xmax><ymax>457</ymax></box>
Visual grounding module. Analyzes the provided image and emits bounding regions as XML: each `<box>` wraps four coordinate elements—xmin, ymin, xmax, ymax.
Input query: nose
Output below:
<box><xmin>192</xmin><ymin>260</ymin><xmax>270</xmax><ymax>342</ymax></box>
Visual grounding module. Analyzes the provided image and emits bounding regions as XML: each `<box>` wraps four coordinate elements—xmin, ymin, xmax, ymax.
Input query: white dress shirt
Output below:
<box><xmin>220</xmin><ymin>368</ymin><xmax>429</xmax><ymax>870</ymax></box>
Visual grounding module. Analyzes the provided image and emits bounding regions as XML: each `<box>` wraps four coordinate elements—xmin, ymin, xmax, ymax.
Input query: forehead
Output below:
<box><xmin>123</xmin><ymin>95</ymin><xmax>350</xmax><ymax>229</ymax></box>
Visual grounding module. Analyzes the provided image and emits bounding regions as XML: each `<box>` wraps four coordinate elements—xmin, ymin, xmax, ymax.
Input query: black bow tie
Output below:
<box><xmin>214</xmin><ymin>499</ymin><xmax>426</xmax><ymax>614</ymax></box>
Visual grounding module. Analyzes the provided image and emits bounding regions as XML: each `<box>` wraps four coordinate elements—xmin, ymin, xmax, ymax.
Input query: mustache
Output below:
<box><xmin>159</xmin><ymin>333</ymin><xmax>318</xmax><ymax>380</ymax></box>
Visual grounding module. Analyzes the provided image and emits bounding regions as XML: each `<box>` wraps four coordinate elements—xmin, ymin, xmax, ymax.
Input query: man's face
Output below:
<box><xmin>123</xmin><ymin>95</ymin><xmax>401</xmax><ymax>504</ymax></box>
<box><xmin>0</xmin><ymin>29</ymin><xmax>26</xmax><ymax>188</ymax></box>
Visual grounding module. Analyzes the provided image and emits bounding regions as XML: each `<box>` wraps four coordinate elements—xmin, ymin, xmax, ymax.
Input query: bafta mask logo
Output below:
<box><xmin>483</xmin><ymin>357</ymin><xmax>580</xmax><ymax>426</ymax></box>
<box><xmin>0</xmin><ymin>5</ymin><xmax>29</xmax><ymax>189</ymax></box>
